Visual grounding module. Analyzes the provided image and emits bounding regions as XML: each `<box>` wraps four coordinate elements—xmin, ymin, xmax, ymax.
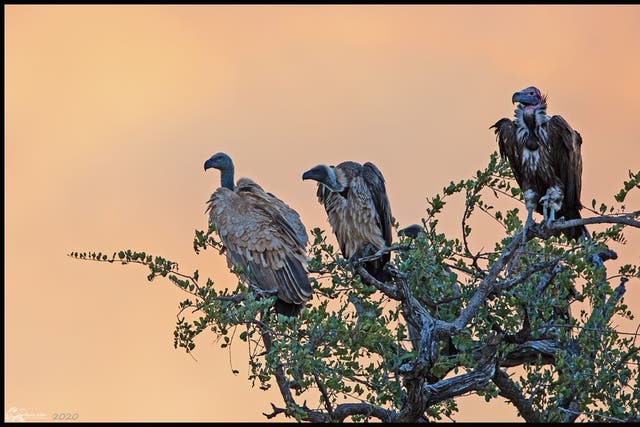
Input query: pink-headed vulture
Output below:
<box><xmin>491</xmin><ymin>86</ymin><xmax>587</xmax><ymax>241</ymax></box>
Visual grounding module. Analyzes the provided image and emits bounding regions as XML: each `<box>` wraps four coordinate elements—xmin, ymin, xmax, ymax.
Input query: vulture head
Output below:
<box><xmin>204</xmin><ymin>152</ymin><xmax>235</xmax><ymax>190</ymax></box>
<box><xmin>204</xmin><ymin>152</ymin><xmax>233</xmax><ymax>171</ymax></box>
<box><xmin>512</xmin><ymin>86</ymin><xmax>543</xmax><ymax>106</ymax></box>
<box><xmin>398</xmin><ymin>224</ymin><xmax>425</xmax><ymax>240</ymax></box>
<box><xmin>302</xmin><ymin>164</ymin><xmax>345</xmax><ymax>192</ymax></box>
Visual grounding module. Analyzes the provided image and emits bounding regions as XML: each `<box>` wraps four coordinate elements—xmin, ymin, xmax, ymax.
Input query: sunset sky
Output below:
<box><xmin>5</xmin><ymin>5</ymin><xmax>640</xmax><ymax>422</ymax></box>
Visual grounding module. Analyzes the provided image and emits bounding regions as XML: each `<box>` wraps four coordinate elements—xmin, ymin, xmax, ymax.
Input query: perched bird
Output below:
<box><xmin>398</xmin><ymin>224</ymin><xmax>425</xmax><ymax>240</ymax></box>
<box><xmin>204</xmin><ymin>152</ymin><xmax>312</xmax><ymax>317</ymax></box>
<box><xmin>302</xmin><ymin>161</ymin><xmax>394</xmax><ymax>281</ymax></box>
<box><xmin>491</xmin><ymin>86</ymin><xmax>587</xmax><ymax>241</ymax></box>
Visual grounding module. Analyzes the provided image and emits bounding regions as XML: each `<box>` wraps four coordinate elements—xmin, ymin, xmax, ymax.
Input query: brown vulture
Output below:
<box><xmin>204</xmin><ymin>152</ymin><xmax>313</xmax><ymax>317</ymax></box>
<box><xmin>491</xmin><ymin>86</ymin><xmax>587</xmax><ymax>241</ymax></box>
<box><xmin>302</xmin><ymin>161</ymin><xmax>394</xmax><ymax>281</ymax></box>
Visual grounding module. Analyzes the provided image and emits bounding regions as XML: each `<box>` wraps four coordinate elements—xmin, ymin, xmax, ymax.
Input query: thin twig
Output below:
<box><xmin>558</xmin><ymin>407</ymin><xmax>627</xmax><ymax>423</ymax></box>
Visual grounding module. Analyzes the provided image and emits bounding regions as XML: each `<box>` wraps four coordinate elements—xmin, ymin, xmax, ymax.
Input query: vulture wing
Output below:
<box><xmin>238</xmin><ymin>178</ymin><xmax>308</xmax><ymax>249</ymax></box>
<box><xmin>491</xmin><ymin>118</ymin><xmax>524</xmax><ymax>190</ymax></box>
<box><xmin>206</xmin><ymin>185</ymin><xmax>312</xmax><ymax>308</ymax></box>
<box><xmin>547</xmin><ymin>115</ymin><xmax>583</xmax><ymax>213</ymax></box>
<box><xmin>362</xmin><ymin>162</ymin><xmax>393</xmax><ymax>247</ymax></box>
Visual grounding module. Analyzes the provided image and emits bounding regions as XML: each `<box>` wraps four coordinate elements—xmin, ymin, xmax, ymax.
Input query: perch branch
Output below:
<box><xmin>493</xmin><ymin>369</ymin><xmax>540</xmax><ymax>423</ymax></box>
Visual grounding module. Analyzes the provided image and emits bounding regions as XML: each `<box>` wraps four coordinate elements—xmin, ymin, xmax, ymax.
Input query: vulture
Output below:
<box><xmin>302</xmin><ymin>161</ymin><xmax>394</xmax><ymax>282</ymax></box>
<box><xmin>398</xmin><ymin>224</ymin><xmax>426</xmax><ymax>240</ymax></box>
<box><xmin>491</xmin><ymin>86</ymin><xmax>587</xmax><ymax>240</ymax></box>
<box><xmin>204</xmin><ymin>152</ymin><xmax>313</xmax><ymax>317</ymax></box>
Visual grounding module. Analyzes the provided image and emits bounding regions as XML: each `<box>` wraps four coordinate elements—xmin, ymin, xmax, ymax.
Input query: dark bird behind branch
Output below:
<box><xmin>205</xmin><ymin>152</ymin><xmax>313</xmax><ymax>317</ymax></box>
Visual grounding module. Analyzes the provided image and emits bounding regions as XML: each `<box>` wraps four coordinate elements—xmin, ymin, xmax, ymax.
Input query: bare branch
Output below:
<box><xmin>313</xmin><ymin>372</ymin><xmax>334</xmax><ymax>417</ymax></box>
<box><xmin>550</xmin><ymin>211</ymin><xmax>640</xmax><ymax>230</ymax></box>
<box><xmin>327</xmin><ymin>403</ymin><xmax>396</xmax><ymax>422</ymax></box>
<box><xmin>356</xmin><ymin>266</ymin><xmax>400</xmax><ymax>300</ymax></box>
<box><xmin>355</xmin><ymin>244</ymin><xmax>411</xmax><ymax>263</ymax></box>
<box><xmin>436</xmin><ymin>229</ymin><xmax>525</xmax><ymax>336</ymax></box>
<box><xmin>493</xmin><ymin>369</ymin><xmax>540</xmax><ymax>422</ymax></box>
<box><xmin>258</xmin><ymin>325</ymin><xmax>296</xmax><ymax>411</ymax></box>
<box><xmin>265</xmin><ymin>401</ymin><xmax>397</xmax><ymax>423</ymax></box>
<box><xmin>262</xmin><ymin>403</ymin><xmax>287</xmax><ymax>419</ymax></box>
<box><xmin>527</xmin><ymin>211</ymin><xmax>640</xmax><ymax>241</ymax></box>
<box><xmin>495</xmin><ymin>255</ymin><xmax>565</xmax><ymax>295</ymax></box>
<box><xmin>499</xmin><ymin>339</ymin><xmax>557</xmax><ymax>367</ymax></box>
<box><xmin>422</xmin><ymin>336</ymin><xmax>500</xmax><ymax>405</ymax></box>
<box><xmin>423</xmin><ymin>364</ymin><xmax>495</xmax><ymax>404</ymax></box>
<box><xmin>558</xmin><ymin>407</ymin><xmax>628</xmax><ymax>423</ymax></box>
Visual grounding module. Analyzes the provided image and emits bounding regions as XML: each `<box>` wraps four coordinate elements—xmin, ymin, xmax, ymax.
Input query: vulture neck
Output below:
<box><xmin>220</xmin><ymin>166</ymin><xmax>235</xmax><ymax>190</ymax></box>
<box><xmin>514</xmin><ymin>102</ymin><xmax>549</xmax><ymax>144</ymax></box>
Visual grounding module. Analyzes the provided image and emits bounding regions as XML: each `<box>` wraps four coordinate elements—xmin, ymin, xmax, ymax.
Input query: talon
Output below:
<box><xmin>547</xmin><ymin>207</ymin><xmax>556</xmax><ymax>227</ymax></box>
<box><xmin>539</xmin><ymin>194</ymin><xmax>550</xmax><ymax>224</ymax></box>
<box><xmin>522</xmin><ymin>208</ymin><xmax>534</xmax><ymax>244</ymax></box>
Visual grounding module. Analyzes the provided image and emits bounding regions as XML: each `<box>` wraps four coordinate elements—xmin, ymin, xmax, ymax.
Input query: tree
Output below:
<box><xmin>70</xmin><ymin>153</ymin><xmax>640</xmax><ymax>422</ymax></box>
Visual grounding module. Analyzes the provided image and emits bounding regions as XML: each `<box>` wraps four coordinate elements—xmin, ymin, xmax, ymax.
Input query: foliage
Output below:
<box><xmin>70</xmin><ymin>152</ymin><xmax>640</xmax><ymax>422</ymax></box>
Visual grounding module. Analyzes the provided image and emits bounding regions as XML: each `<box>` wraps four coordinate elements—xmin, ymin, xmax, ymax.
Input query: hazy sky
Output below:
<box><xmin>5</xmin><ymin>5</ymin><xmax>640</xmax><ymax>422</ymax></box>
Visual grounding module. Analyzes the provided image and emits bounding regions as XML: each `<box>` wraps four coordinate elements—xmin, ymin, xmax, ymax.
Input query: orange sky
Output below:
<box><xmin>5</xmin><ymin>5</ymin><xmax>640</xmax><ymax>422</ymax></box>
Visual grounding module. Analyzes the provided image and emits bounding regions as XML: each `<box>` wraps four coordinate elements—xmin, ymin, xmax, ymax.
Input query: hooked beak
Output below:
<box><xmin>302</xmin><ymin>167</ymin><xmax>321</xmax><ymax>182</ymax></box>
<box><xmin>512</xmin><ymin>89</ymin><xmax>540</xmax><ymax>106</ymax></box>
<box><xmin>204</xmin><ymin>158</ymin><xmax>215</xmax><ymax>171</ymax></box>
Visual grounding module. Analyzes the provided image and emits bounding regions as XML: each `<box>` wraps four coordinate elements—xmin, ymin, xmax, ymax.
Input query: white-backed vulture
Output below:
<box><xmin>491</xmin><ymin>86</ymin><xmax>587</xmax><ymax>240</ymax></box>
<box><xmin>204</xmin><ymin>152</ymin><xmax>312</xmax><ymax>316</ymax></box>
<box><xmin>302</xmin><ymin>161</ymin><xmax>393</xmax><ymax>281</ymax></box>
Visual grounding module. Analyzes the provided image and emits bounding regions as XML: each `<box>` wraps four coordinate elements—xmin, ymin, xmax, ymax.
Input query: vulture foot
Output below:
<box><xmin>522</xmin><ymin>207</ymin><xmax>534</xmax><ymax>244</ymax></box>
<box><xmin>546</xmin><ymin>206</ymin><xmax>557</xmax><ymax>227</ymax></box>
<box><xmin>539</xmin><ymin>193</ymin><xmax>559</xmax><ymax>227</ymax></box>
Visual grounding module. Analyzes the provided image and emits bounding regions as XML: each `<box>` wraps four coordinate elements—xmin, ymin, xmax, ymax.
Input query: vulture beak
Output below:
<box><xmin>302</xmin><ymin>166</ymin><xmax>323</xmax><ymax>182</ymax></box>
<box><xmin>302</xmin><ymin>165</ymin><xmax>343</xmax><ymax>192</ymax></box>
<box><xmin>512</xmin><ymin>89</ymin><xmax>530</xmax><ymax>104</ymax></box>
<box><xmin>204</xmin><ymin>158</ymin><xmax>215</xmax><ymax>171</ymax></box>
<box><xmin>512</xmin><ymin>87</ymin><xmax>540</xmax><ymax>106</ymax></box>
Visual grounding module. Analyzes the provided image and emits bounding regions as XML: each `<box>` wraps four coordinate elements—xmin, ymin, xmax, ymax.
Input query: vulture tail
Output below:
<box><xmin>561</xmin><ymin>209</ymin><xmax>588</xmax><ymax>241</ymax></box>
<box><xmin>274</xmin><ymin>299</ymin><xmax>303</xmax><ymax>317</ymax></box>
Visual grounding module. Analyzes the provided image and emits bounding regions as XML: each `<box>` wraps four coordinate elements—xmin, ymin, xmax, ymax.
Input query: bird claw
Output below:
<box><xmin>522</xmin><ymin>211</ymin><xmax>534</xmax><ymax>245</ymax></box>
<box><xmin>546</xmin><ymin>208</ymin><xmax>556</xmax><ymax>227</ymax></box>
<box><xmin>539</xmin><ymin>194</ymin><xmax>557</xmax><ymax>228</ymax></box>
<box><xmin>522</xmin><ymin>219</ymin><xmax>531</xmax><ymax>244</ymax></box>
<box><xmin>539</xmin><ymin>194</ymin><xmax>550</xmax><ymax>223</ymax></box>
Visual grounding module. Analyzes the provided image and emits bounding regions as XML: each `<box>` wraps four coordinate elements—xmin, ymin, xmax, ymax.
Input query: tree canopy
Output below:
<box><xmin>70</xmin><ymin>153</ymin><xmax>640</xmax><ymax>422</ymax></box>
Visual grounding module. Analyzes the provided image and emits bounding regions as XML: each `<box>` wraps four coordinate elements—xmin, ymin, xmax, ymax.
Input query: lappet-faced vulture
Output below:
<box><xmin>491</xmin><ymin>86</ymin><xmax>587</xmax><ymax>240</ymax></box>
<box><xmin>302</xmin><ymin>161</ymin><xmax>394</xmax><ymax>281</ymax></box>
<box><xmin>204</xmin><ymin>152</ymin><xmax>313</xmax><ymax>317</ymax></box>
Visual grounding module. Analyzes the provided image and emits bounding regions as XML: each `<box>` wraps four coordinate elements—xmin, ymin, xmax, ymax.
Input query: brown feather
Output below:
<box><xmin>315</xmin><ymin>161</ymin><xmax>394</xmax><ymax>281</ymax></box>
<box><xmin>491</xmin><ymin>105</ymin><xmax>586</xmax><ymax>240</ymax></box>
<box><xmin>207</xmin><ymin>178</ymin><xmax>312</xmax><ymax>316</ymax></box>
